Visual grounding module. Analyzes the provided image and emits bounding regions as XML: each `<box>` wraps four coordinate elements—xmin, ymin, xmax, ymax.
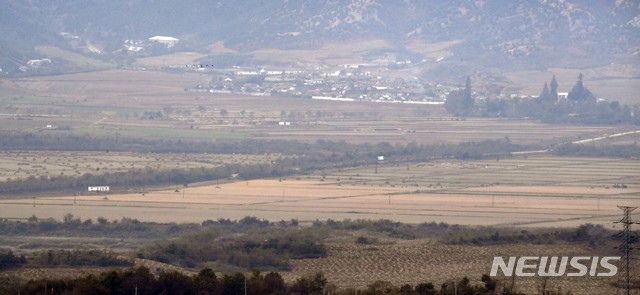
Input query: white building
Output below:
<box><xmin>148</xmin><ymin>36</ymin><xmax>179</xmax><ymax>48</ymax></box>
<box><xmin>557</xmin><ymin>92</ymin><xmax>569</xmax><ymax>100</ymax></box>
<box><xmin>27</xmin><ymin>59</ymin><xmax>52</xmax><ymax>68</ymax></box>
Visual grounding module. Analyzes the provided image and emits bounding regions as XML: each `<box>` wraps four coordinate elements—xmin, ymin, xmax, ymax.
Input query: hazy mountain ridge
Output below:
<box><xmin>0</xmin><ymin>0</ymin><xmax>638</xmax><ymax>75</ymax></box>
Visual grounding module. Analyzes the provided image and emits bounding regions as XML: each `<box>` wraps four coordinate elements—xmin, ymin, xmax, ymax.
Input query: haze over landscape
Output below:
<box><xmin>0</xmin><ymin>1</ymin><xmax>639</xmax><ymax>294</ymax></box>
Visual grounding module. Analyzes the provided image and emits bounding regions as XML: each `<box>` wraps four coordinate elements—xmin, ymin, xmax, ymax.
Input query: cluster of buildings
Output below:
<box><xmin>185</xmin><ymin>63</ymin><xmax>452</xmax><ymax>105</ymax></box>
<box><xmin>124</xmin><ymin>36</ymin><xmax>180</xmax><ymax>52</ymax></box>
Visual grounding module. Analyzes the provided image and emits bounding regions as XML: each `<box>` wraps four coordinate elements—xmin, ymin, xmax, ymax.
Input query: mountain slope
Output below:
<box><xmin>0</xmin><ymin>0</ymin><xmax>638</xmax><ymax>75</ymax></box>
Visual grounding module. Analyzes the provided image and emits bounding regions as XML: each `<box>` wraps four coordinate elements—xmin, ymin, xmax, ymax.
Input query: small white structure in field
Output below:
<box><xmin>278</xmin><ymin>122</ymin><xmax>292</xmax><ymax>126</ymax></box>
<box><xmin>378</xmin><ymin>156</ymin><xmax>385</xmax><ymax>161</ymax></box>
<box><xmin>88</xmin><ymin>186</ymin><xmax>110</xmax><ymax>192</ymax></box>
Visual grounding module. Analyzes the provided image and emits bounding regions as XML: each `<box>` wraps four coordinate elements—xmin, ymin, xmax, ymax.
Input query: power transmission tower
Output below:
<box><xmin>614</xmin><ymin>206</ymin><xmax>639</xmax><ymax>295</ymax></box>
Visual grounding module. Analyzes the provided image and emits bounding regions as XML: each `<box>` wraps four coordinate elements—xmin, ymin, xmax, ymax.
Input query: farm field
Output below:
<box><xmin>283</xmin><ymin>240</ymin><xmax>623</xmax><ymax>294</ymax></box>
<box><xmin>0</xmin><ymin>69</ymin><xmax>620</xmax><ymax>145</ymax></box>
<box><xmin>1</xmin><ymin>155</ymin><xmax>637</xmax><ymax>228</ymax></box>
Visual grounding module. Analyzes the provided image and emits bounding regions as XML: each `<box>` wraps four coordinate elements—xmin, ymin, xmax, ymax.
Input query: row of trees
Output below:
<box><xmin>29</xmin><ymin>249</ymin><xmax>132</xmax><ymax>268</ymax></box>
<box><xmin>0</xmin><ymin>131</ymin><xmax>522</xmax><ymax>157</ymax></box>
<box><xmin>538</xmin><ymin>74</ymin><xmax>595</xmax><ymax>103</ymax></box>
<box><xmin>4</xmin><ymin>266</ymin><xmax>549</xmax><ymax>295</ymax></box>
<box><xmin>445</xmin><ymin>74</ymin><xmax>639</xmax><ymax>125</ymax></box>
<box><xmin>552</xmin><ymin>142</ymin><xmax>640</xmax><ymax>158</ymax></box>
<box><xmin>0</xmin><ymin>133</ymin><xmax>522</xmax><ymax>195</ymax></box>
<box><xmin>0</xmin><ymin>250</ymin><xmax>26</xmax><ymax>270</ymax></box>
<box><xmin>0</xmin><ymin>214</ymin><xmax>202</xmax><ymax>239</ymax></box>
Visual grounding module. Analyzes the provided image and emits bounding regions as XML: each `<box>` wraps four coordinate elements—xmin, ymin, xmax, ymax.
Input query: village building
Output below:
<box><xmin>148</xmin><ymin>36</ymin><xmax>179</xmax><ymax>48</ymax></box>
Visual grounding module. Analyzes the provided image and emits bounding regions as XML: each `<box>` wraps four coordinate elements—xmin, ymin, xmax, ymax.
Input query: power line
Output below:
<box><xmin>614</xmin><ymin>206</ymin><xmax>639</xmax><ymax>295</ymax></box>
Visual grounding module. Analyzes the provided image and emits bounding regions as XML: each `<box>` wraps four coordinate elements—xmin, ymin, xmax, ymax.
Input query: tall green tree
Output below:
<box><xmin>194</xmin><ymin>268</ymin><xmax>217</xmax><ymax>294</ymax></box>
<box><xmin>538</xmin><ymin>82</ymin><xmax>551</xmax><ymax>103</ymax></box>
<box><xmin>444</xmin><ymin>76</ymin><xmax>475</xmax><ymax>117</ymax></box>
<box><xmin>221</xmin><ymin>273</ymin><xmax>246</xmax><ymax>295</ymax></box>
<box><xmin>549</xmin><ymin>75</ymin><xmax>559</xmax><ymax>101</ymax></box>
<box><xmin>463</xmin><ymin>76</ymin><xmax>473</xmax><ymax>106</ymax></box>
<box><xmin>568</xmin><ymin>73</ymin><xmax>596</xmax><ymax>103</ymax></box>
<box><xmin>263</xmin><ymin>272</ymin><xmax>285</xmax><ymax>294</ymax></box>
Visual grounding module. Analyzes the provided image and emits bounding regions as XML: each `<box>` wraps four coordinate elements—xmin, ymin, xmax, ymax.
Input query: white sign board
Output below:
<box><xmin>88</xmin><ymin>186</ymin><xmax>110</xmax><ymax>192</ymax></box>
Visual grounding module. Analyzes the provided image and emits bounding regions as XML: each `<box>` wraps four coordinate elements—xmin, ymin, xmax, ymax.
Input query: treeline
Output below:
<box><xmin>0</xmin><ymin>250</ymin><xmax>26</xmax><ymax>270</ymax></box>
<box><xmin>2</xmin><ymin>266</ymin><xmax>558</xmax><ymax>295</ymax></box>
<box><xmin>0</xmin><ymin>131</ymin><xmax>524</xmax><ymax>157</ymax></box>
<box><xmin>29</xmin><ymin>249</ymin><xmax>132</xmax><ymax>268</ymax></box>
<box><xmin>140</xmin><ymin>217</ymin><xmax>326</xmax><ymax>270</ymax></box>
<box><xmin>1</xmin><ymin>247</ymin><xmax>127</xmax><ymax>271</ymax></box>
<box><xmin>552</xmin><ymin>142</ymin><xmax>640</xmax><ymax>158</ymax></box>
<box><xmin>441</xmin><ymin>223</ymin><xmax>612</xmax><ymax>248</ymax></box>
<box><xmin>312</xmin><ymin>219</ymin><xmax>614</xmax><ymax>248</ymax></box>
<box><xmin>480</xmin><ymin>94</ymin><xmax>638</xmax><ymax>125</ymax></box>
<box><xmin>0</xmin><ymin>214</ymin><xmax>202</xmax><ymax>239</ymax></box>
<box><xmin>0</xmin><ymin>134</ymin><xmax>523</xmax><ymax>195</ymax></box>
<box><xmin>2</xmin><ymin>215</ymin><xmax>616</xmax><ymax>246</ymax></box>
<box><xmin>0</xmin><ymin>165</ymin><xmax>261</xmax><ymax>195</ymax></box>
<box><xmin>0</xmin><ymin>132</ymin><xmax>355</xmax><ymax>154</ymax></box>
<box><xmin>446</xmin><ymin>74</ymin><xmax>640</xmax><ymax>125</ymax></box>
<box><xmin>2</xmin><ymin>215</ymin><xmax>615</xmax><ymax>251</ymax></box>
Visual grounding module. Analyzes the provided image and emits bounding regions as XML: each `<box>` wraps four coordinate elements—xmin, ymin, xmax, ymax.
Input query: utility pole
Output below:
<box><xmin>614</xmin><ymin>206</ymin><xmax>639</xmax><ymax>295</ymax></box>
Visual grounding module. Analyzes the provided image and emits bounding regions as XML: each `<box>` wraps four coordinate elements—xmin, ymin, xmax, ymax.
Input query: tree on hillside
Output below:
<box><xmin>567</xmin><ymin>73</ymin><xmax>596</xmax><ymax>103</ymax></box>
<box><xmin>549</xmin><ymin>75</ymin><xmax>559</xmax><ymax>101</ymax></box>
